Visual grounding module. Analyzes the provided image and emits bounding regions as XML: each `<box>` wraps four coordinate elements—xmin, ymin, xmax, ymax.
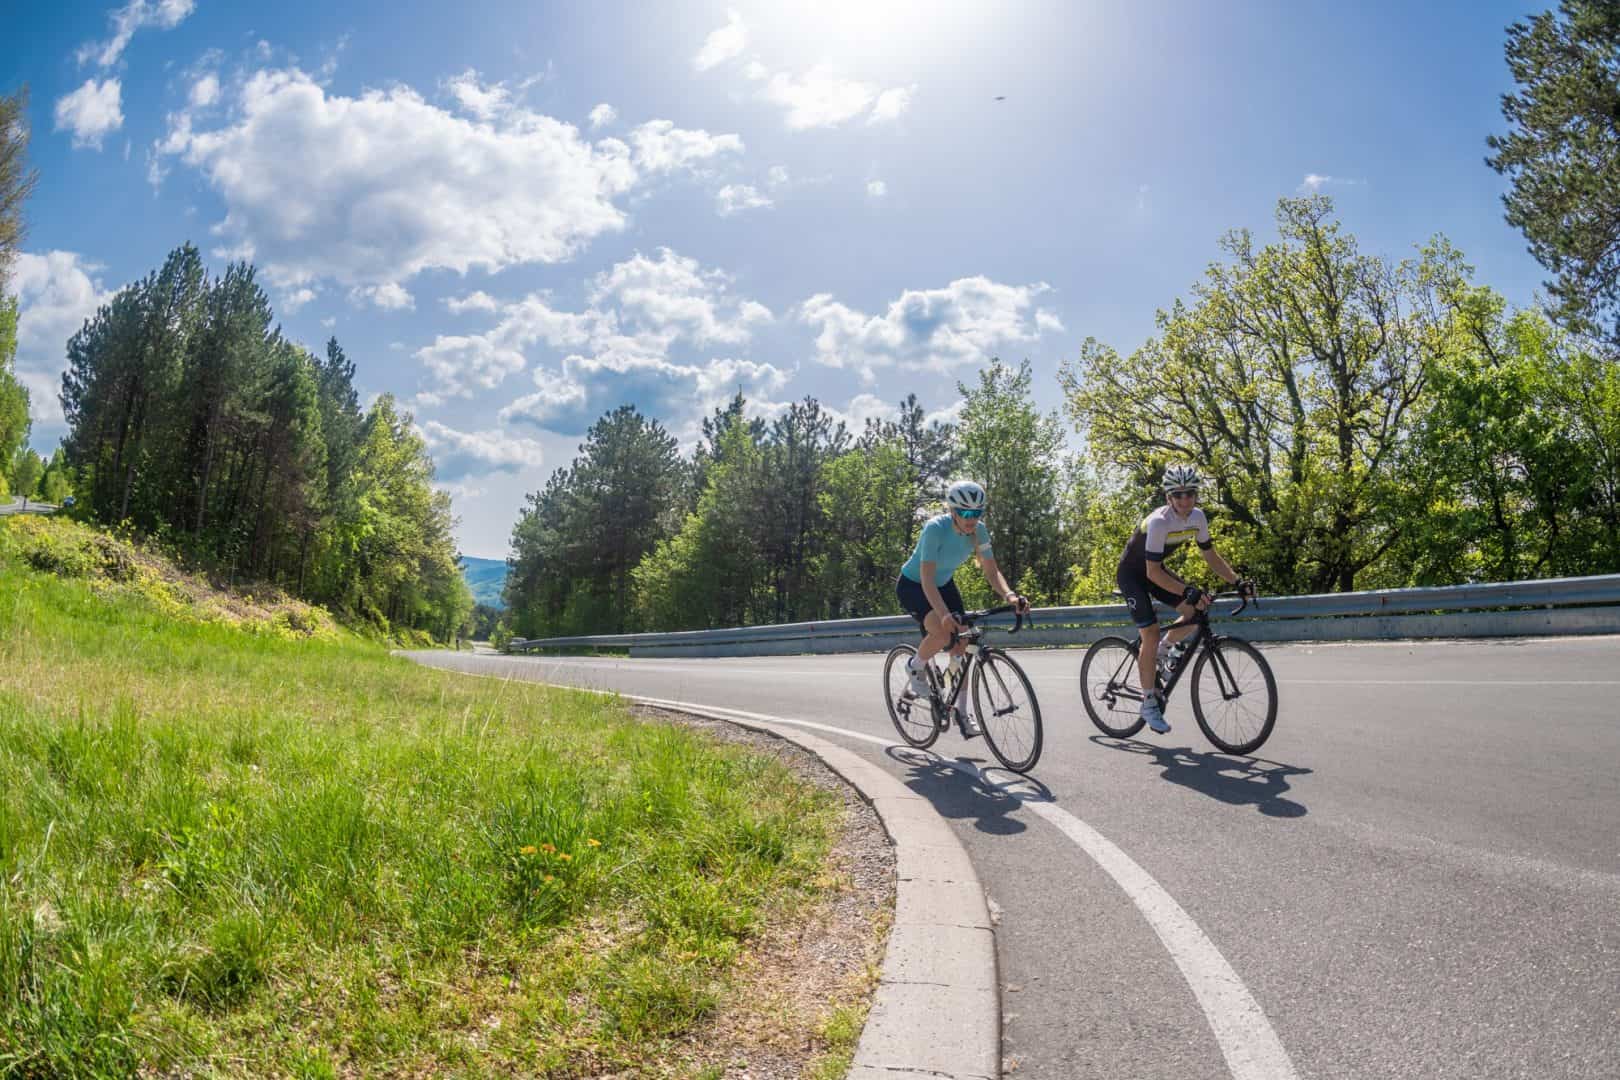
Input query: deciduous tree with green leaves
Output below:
<box><xmin>1063</xmin><ymin>196</ymin><xmax>1462</xmax><ymax>593</ymax></box>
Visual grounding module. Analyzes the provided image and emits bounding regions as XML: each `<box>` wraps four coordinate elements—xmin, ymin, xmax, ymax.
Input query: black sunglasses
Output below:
<box><xmin>1167</xmin><ymin>489</ymin><xmax>1198</xmax><ymax>499</ymax></box>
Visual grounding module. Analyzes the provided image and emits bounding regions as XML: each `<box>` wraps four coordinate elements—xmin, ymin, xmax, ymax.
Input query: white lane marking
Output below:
<box><xmin>1279</xmin><ymin>679</ymin><xmax>1620</xmax><ymax>686</ymax></box>
<box><xmin>427</xmin><ymin>661</ymin><xmax>1299</xmax><ymax>1080</ymax></box>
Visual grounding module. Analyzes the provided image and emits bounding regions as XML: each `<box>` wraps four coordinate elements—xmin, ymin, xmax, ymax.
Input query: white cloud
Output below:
<box><xmin>54</xmin><ymin>79</ymin><xmax>124</xmax><ymax>149</ymax></box>
<box><xmin>800</xmin><ymin>276</ymin><xmax>1063</xmax><ymax>383</ymax></box>
<box><xmin>759</xmin><ymin>66</ymin><xmax>916</xmax><ymax>130</ymax></box>
<box><xmin>435</xmin><ymin>479</ymin><xmax>488</xmax><ymax>501</ymax></box>
<box><xmin>189</xmin><ymin>73</ymin><xmax>220</xmax><ymax>108</ymax></box>
<box><xmin>445</xmin><ymin>291</ymin><xmax>499</xmax><ymax>314</ymax></box>
<box><xmin>588</xmin><ymin>102</ymin><xmax>617</xmax><ymax>129</ymax></box>
<box><xmin>716</xmin><ymin>184</ymin><xmax>772</xmax><ymax>217</ymax></box>
<box><xmin>500</xmin><ymin>352</ymin><xmax>787</xmax><ymax>436</ymax></box>
<box><xmin>694</xmin><ymin>9</ymin><xmax>748</xmax><ymax>71</ymax></box>
<box><xmin>445</xmin><ymin>69</ymin><xmax>511</xmax><ymax>121</ymax></box>
<box><xmin>416</xmin><ymin>249</ymin><xmax>779</xmax><ymax>430</ymax></box>
<box><xmin>588</xmin><ymin>248</ymin><xmax>772</xmax><ymax>346</ymax></box>
<box><xmin>628</xmin><ymin>119</ymin><xmax>743</xmax><ymax>173</ymax></box>
<box><xmin>837</xmin><ymin>392</ymin><xmax>896</xmax><ymax>431</ymax></box>
<box><xmin>281</xmin><ymin>286</ymin><xmax>317</xmax><ymax>313</ymax></box>
<box><xmin>154</xmin><ymin>69</ymin><xmax>742</xmax><ymax>293</ymax></box>
<box><xmin>1298</xmin><ymin>173</ymin><xmax>1365</xmax><ymax>193</ymax></box>
<box><xmin>866</xmin><ymin>179</ymin><xmax>887</xmax><ymax>198</ymax></box>
<box><xmin>419</xmin><ymin>420</ymin><xmax>545</xmax><ymax>478</ymax></box>
<box><xmin>868</xmin><ymin>86</ymin><xmax>914</xmax><ymax>124</ymax></box>
<box><xmin>10</xmin><ymin>252</ymin><xmax>118</xmax><ymax>427</ymax></box>
<box><xmin>767</xmin><ymin>165</ymin><xmax>789</xmax><ymax>187</ymax></box>
<box><xmin>77</xmin><ymin>0</ymin><xmax>196</xmax><ymax>68</ymax></box>
<box><xmin>349</xmin><ymin>282</ymin><xmax>415</xmax><ymax>311</ymax></box>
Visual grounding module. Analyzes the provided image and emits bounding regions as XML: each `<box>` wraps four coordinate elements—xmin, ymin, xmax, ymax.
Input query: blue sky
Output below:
<box><xmin>8</xmin><ymin>0</ymin><xmax>1548</xmax><ymax>557</ymax></box>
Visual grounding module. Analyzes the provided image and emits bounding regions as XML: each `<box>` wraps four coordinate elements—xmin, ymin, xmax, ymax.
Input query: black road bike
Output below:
<box><xmin>1079</xmin><ymin>587</ymin><xmax>1278</xmax><ymax>755</ymax></box>
<box><xmin>882</xmin><ymin>604</ymin><xmax>1043</xmax><ymax>773</ymax></box>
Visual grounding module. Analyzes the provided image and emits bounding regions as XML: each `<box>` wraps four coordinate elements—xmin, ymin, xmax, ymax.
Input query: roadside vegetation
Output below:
<box><xmin>0</xmin><ymin>517</ymin><xmax>859</xmax><ymax>1077</ymax></box>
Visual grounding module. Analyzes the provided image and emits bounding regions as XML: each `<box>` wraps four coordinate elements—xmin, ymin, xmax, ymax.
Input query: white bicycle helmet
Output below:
<box><xmin>945</xmin><ymin>479</ymin><xmax>988</xmax><ymax>511</ymax></box>
<box><xmin>1161</xmin><ymin>464</ymin><xmax>1203</xmax><ymax>492</ymax></box>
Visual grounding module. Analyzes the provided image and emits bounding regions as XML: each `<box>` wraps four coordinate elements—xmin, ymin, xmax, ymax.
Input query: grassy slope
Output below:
<box><xmin>0</xmin><ymin>518</ymin><xmax>847</xmax><ymax>1077</ymax></box>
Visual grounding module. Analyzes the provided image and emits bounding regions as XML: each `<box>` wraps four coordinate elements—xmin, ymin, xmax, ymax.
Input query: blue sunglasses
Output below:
<box><xmin>955</xmin><ymin>508</ymin><xmax>984</xmax><ymax>519</ymax></box>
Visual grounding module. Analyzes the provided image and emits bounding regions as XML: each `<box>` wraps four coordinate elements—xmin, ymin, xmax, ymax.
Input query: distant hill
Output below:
<box><xmin>460</xmin><ymin>556</ymin><xmax>508</xmax><ymax>609</ymax></box>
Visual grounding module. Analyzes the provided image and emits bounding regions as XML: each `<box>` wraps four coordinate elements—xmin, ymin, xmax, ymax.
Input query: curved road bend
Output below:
<box><xmin>405</xmin><ymin>636</ymin><xmax>1620</xmax><ymax>1080</ymax></box>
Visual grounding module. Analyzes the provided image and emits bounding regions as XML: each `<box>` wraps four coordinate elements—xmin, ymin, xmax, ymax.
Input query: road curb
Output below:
<box><xmin>607</xmin><ymin>694</ymin><xmax>1001</xmax><ymax>1080</ymax></box>
<box><xmin>398</xmin><ymin>657</ymin><xmax>1003</xmax><ymax>1078</ymax></box>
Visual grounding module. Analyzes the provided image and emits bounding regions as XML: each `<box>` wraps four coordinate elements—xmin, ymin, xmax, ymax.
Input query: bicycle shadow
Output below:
<box><xmin>1089</xmin><ymin>736</ymin><xmax>1313</xmax><ymax>818</ymax></box>
<box><xmin>884</xmin><ymin>744</ymin><xmax>1055</xmax><ymax>836</ymax></box>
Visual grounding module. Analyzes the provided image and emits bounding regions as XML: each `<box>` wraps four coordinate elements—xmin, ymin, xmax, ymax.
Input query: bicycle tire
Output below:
<box><xmin>884</xmin><ymin>644</ymin><xmax>940</xmax><ymax>749</ymax></box>
<box><xmin>1080</xmin><ymin>636</ymin><xmax>1148</xmax><ymax>738</ymax></box>
<box><xmin>1189</xmin><ymin>637</ymin><xmax>1278</xmax><ymax>755</ymax></box>
<box><xmin>971</xmin><ymin>648</ymin><xmax>1043</xmax><ymax>773</ymax></box>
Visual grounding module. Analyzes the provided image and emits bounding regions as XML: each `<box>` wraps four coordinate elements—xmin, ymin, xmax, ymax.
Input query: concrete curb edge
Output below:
<box><xmin>615</xmin><ymin>694</ymin><xmax>1002</xmax><ymax>1080</ymax></box>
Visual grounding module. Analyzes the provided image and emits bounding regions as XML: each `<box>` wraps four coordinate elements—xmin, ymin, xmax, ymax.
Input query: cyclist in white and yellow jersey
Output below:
<box><xmin>1115</xmin><ymin>465</ymin><xmax>1244</xmax><ymax>734</ymax></box>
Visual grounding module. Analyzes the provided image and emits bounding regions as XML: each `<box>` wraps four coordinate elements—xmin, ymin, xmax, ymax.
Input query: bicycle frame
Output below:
<box><xmin>923</xmin><ymin>604</ymin><xmax>1028</xmax><ymax>727</ymax></box>
<box><xmin>1105</xmin><ymin>589</ymin><xmax>1255</xmax><ymax>706</ymax></box>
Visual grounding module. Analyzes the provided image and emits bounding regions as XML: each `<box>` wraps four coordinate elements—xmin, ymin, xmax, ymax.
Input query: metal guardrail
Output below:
<box><xmin>504</xmin><ymin>574</ymin><xmax>1620</xmax><ymax>658</ymax></box>
<box><xmin>0</xmin><ymin>498</ymin><xmax>59</xmax><ymax>517</ymax></box>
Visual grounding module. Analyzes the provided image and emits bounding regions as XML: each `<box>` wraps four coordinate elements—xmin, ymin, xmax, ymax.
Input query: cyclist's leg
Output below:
<box><xmin>938</xmin><ymin>579</ymin><xmax>968</xmax><ymax>663</ymax></box>
<box><xmin>897</xmin><ymin>575</ymin><xmax>953</xmax><ymax>669</ymax></box>
<box><xmin>1150</xmin><ymin>581</ymin><xmax>1200</xmax><ymax>649</ymax></box>
<box><xmin>1118</xmin><ymin>574</ymin><xmax>1163</xmax><ymax>691</ymax></box>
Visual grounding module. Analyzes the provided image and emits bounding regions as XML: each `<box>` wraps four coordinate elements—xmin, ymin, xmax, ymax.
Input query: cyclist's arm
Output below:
<box><xmin>1144</xmin><ymin>559</ymin><xmax>1186</xmax><ymax>594</ymax></box>
<box><xmin>1199</xmin><ymin>546</ymin><xmax>1239</xmax><ymax>586</ymax></box>
<box><xmin>975</xmin><ymin>552</ymin><xmax>1014</xmax><ymax>600</ymax></box>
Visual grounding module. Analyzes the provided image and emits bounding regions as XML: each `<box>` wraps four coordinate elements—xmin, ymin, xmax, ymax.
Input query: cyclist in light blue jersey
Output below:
<box><xmin>896</xmin><ymin>480</ymin><xmax>1030</xmax><ymax>735</ymax></box>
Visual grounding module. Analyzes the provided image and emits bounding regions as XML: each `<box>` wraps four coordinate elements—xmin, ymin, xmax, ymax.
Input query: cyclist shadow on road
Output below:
<box><xmin>1089</xmin><ymin>736</ymin><xmax>1312</xmax><ymax>818</ymax></box>
<box><xmin>885</xmin><ymin>745</ymin><xmax>1054</xmax><ymax>836</ymax></box>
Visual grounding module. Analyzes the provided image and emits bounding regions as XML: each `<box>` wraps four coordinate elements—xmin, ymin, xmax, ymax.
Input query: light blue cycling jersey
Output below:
<box><xmin>899</xmin><ymin>514</ymin><xmax>994</xmax><ymax>586</ymax></box>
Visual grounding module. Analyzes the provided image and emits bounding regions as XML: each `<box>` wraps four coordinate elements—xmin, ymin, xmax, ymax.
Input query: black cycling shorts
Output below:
<box><xmin>896</xmin><ymin>574</ymin><xmax>964</xmax><ymax>628</ymax></box>
<box><xmin>1115</xmin><ymin>570</ymin><xmax>1182</xmax><ymax>629</ymax></box>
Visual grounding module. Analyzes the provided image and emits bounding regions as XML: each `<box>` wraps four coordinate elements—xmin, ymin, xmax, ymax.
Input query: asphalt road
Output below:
<box><xmin>405</xmin><ymin>636</ymin><xmax>1620</xmax><ymax>1080</ymax></box>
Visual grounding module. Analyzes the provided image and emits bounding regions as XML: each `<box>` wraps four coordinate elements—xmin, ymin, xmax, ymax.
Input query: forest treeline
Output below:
<box><xmin>31</xmin><ymin>243</ymin><xmax>471</xmax><ymax>642</ymax></box>
<box><xmin>502</xmin><ymin>196</ymin><xmax>1620</xmax><ymax>641</ymax></box>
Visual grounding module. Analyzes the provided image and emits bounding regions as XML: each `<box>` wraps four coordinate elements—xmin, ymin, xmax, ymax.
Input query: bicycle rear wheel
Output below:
<box><xmin>884</xmin><ymin>644</ymin><xmax>940</xmax><ymax>749</ymax></box>
<box><xmin>971</xmin><ymin>649</ymin><xmax>1043</xmax><ymax>773</ymax></box>
<box><xmin>1080</xmin><ymin>636</ymin><xmax>1147</xmax><ymax>738</ymax></box>
<box><xmin>1189</xmin><ymin>637</ymin><xmax>1277</xmax><ymax>755</ymax></box>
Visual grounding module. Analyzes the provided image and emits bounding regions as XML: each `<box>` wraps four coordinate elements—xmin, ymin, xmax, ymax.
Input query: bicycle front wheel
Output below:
<box><xmin>1189</xmin><ymin>637</ymin><xmax>1277</xmax><ymax>755</ymax></box>
<box><xmin>972</xmin><ymin>649</ymin><xmax>1043</xmax><ymax>773</ymax></box>
<box><xmin>1080</xmin><ymin>636</ymin><xmax>1147</xmax><ymax>739</ymax></box>
<box><xmin>884</xmin><ymin>644</ymin><xmax>940</xmax><ymax>749</ymax></box>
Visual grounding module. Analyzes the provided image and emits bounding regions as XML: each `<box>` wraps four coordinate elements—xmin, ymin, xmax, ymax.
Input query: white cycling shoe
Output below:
<box><xmin>905</xmin><ymin>659</ymin><xmax>931</xmax><ymax>698</ymax></box>
<box><xmin>1140</xmin><ymin>691</ymin><xmax>1171</xmax><ymax>734</ymax></box>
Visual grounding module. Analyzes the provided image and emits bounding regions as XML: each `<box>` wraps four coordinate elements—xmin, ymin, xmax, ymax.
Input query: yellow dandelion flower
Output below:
<box><xmin>520</xmin><ymin>845</ymin><xmax>538</xmax><ymax>856</ymax></box>
<box><xmin>540</xmin><ymin>842</ymin><xmax>556</xmax><ymax>854</ymax></box>
<box><xmin>558</xmin><ymin>852</ymin><xmax>571</xmax><ymax>862</ymax></box>
<box><xmin>543</xmin><ymin>874</ymin><xmax>554</xmax><ymax>883</ymax></box>
<box><xmin>586</xmin><ymin>838</ymin><xmax>601</xmax><ymax>847</ymax></box>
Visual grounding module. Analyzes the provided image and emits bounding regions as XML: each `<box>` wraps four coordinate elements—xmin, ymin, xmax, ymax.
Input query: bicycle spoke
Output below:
<box><xmin>974</xmin><ymin>652</ymin><xmax>1042</xmax><ymax>773</ymax></box>
<box><xmin>1191</xmin><ymin>639</ymin><xmax>1277</xmax><ymax>755</ymax></box>
<box><xmin>1081</xmin><ymin>637</ymin><xmax>1148</xmax><ymax>739</ymax></box>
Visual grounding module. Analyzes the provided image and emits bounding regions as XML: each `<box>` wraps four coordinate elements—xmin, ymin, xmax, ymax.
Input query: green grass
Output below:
<box><xmin>0</xmin><ymin>520</ymin><xmax>844</xmax><ymax>1077</ymax></box>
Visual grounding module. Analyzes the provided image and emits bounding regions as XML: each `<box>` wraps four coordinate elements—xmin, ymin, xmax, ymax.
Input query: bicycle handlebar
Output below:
<box><xmin>957</xmin><ymin>603</ymin><xmax>1030</xmax><ymax>634</ymax></box>
<box><xmin>1209</xmin><ymin>583</ymin><xmax>1259</xmax><ymax>618</ymax></box>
